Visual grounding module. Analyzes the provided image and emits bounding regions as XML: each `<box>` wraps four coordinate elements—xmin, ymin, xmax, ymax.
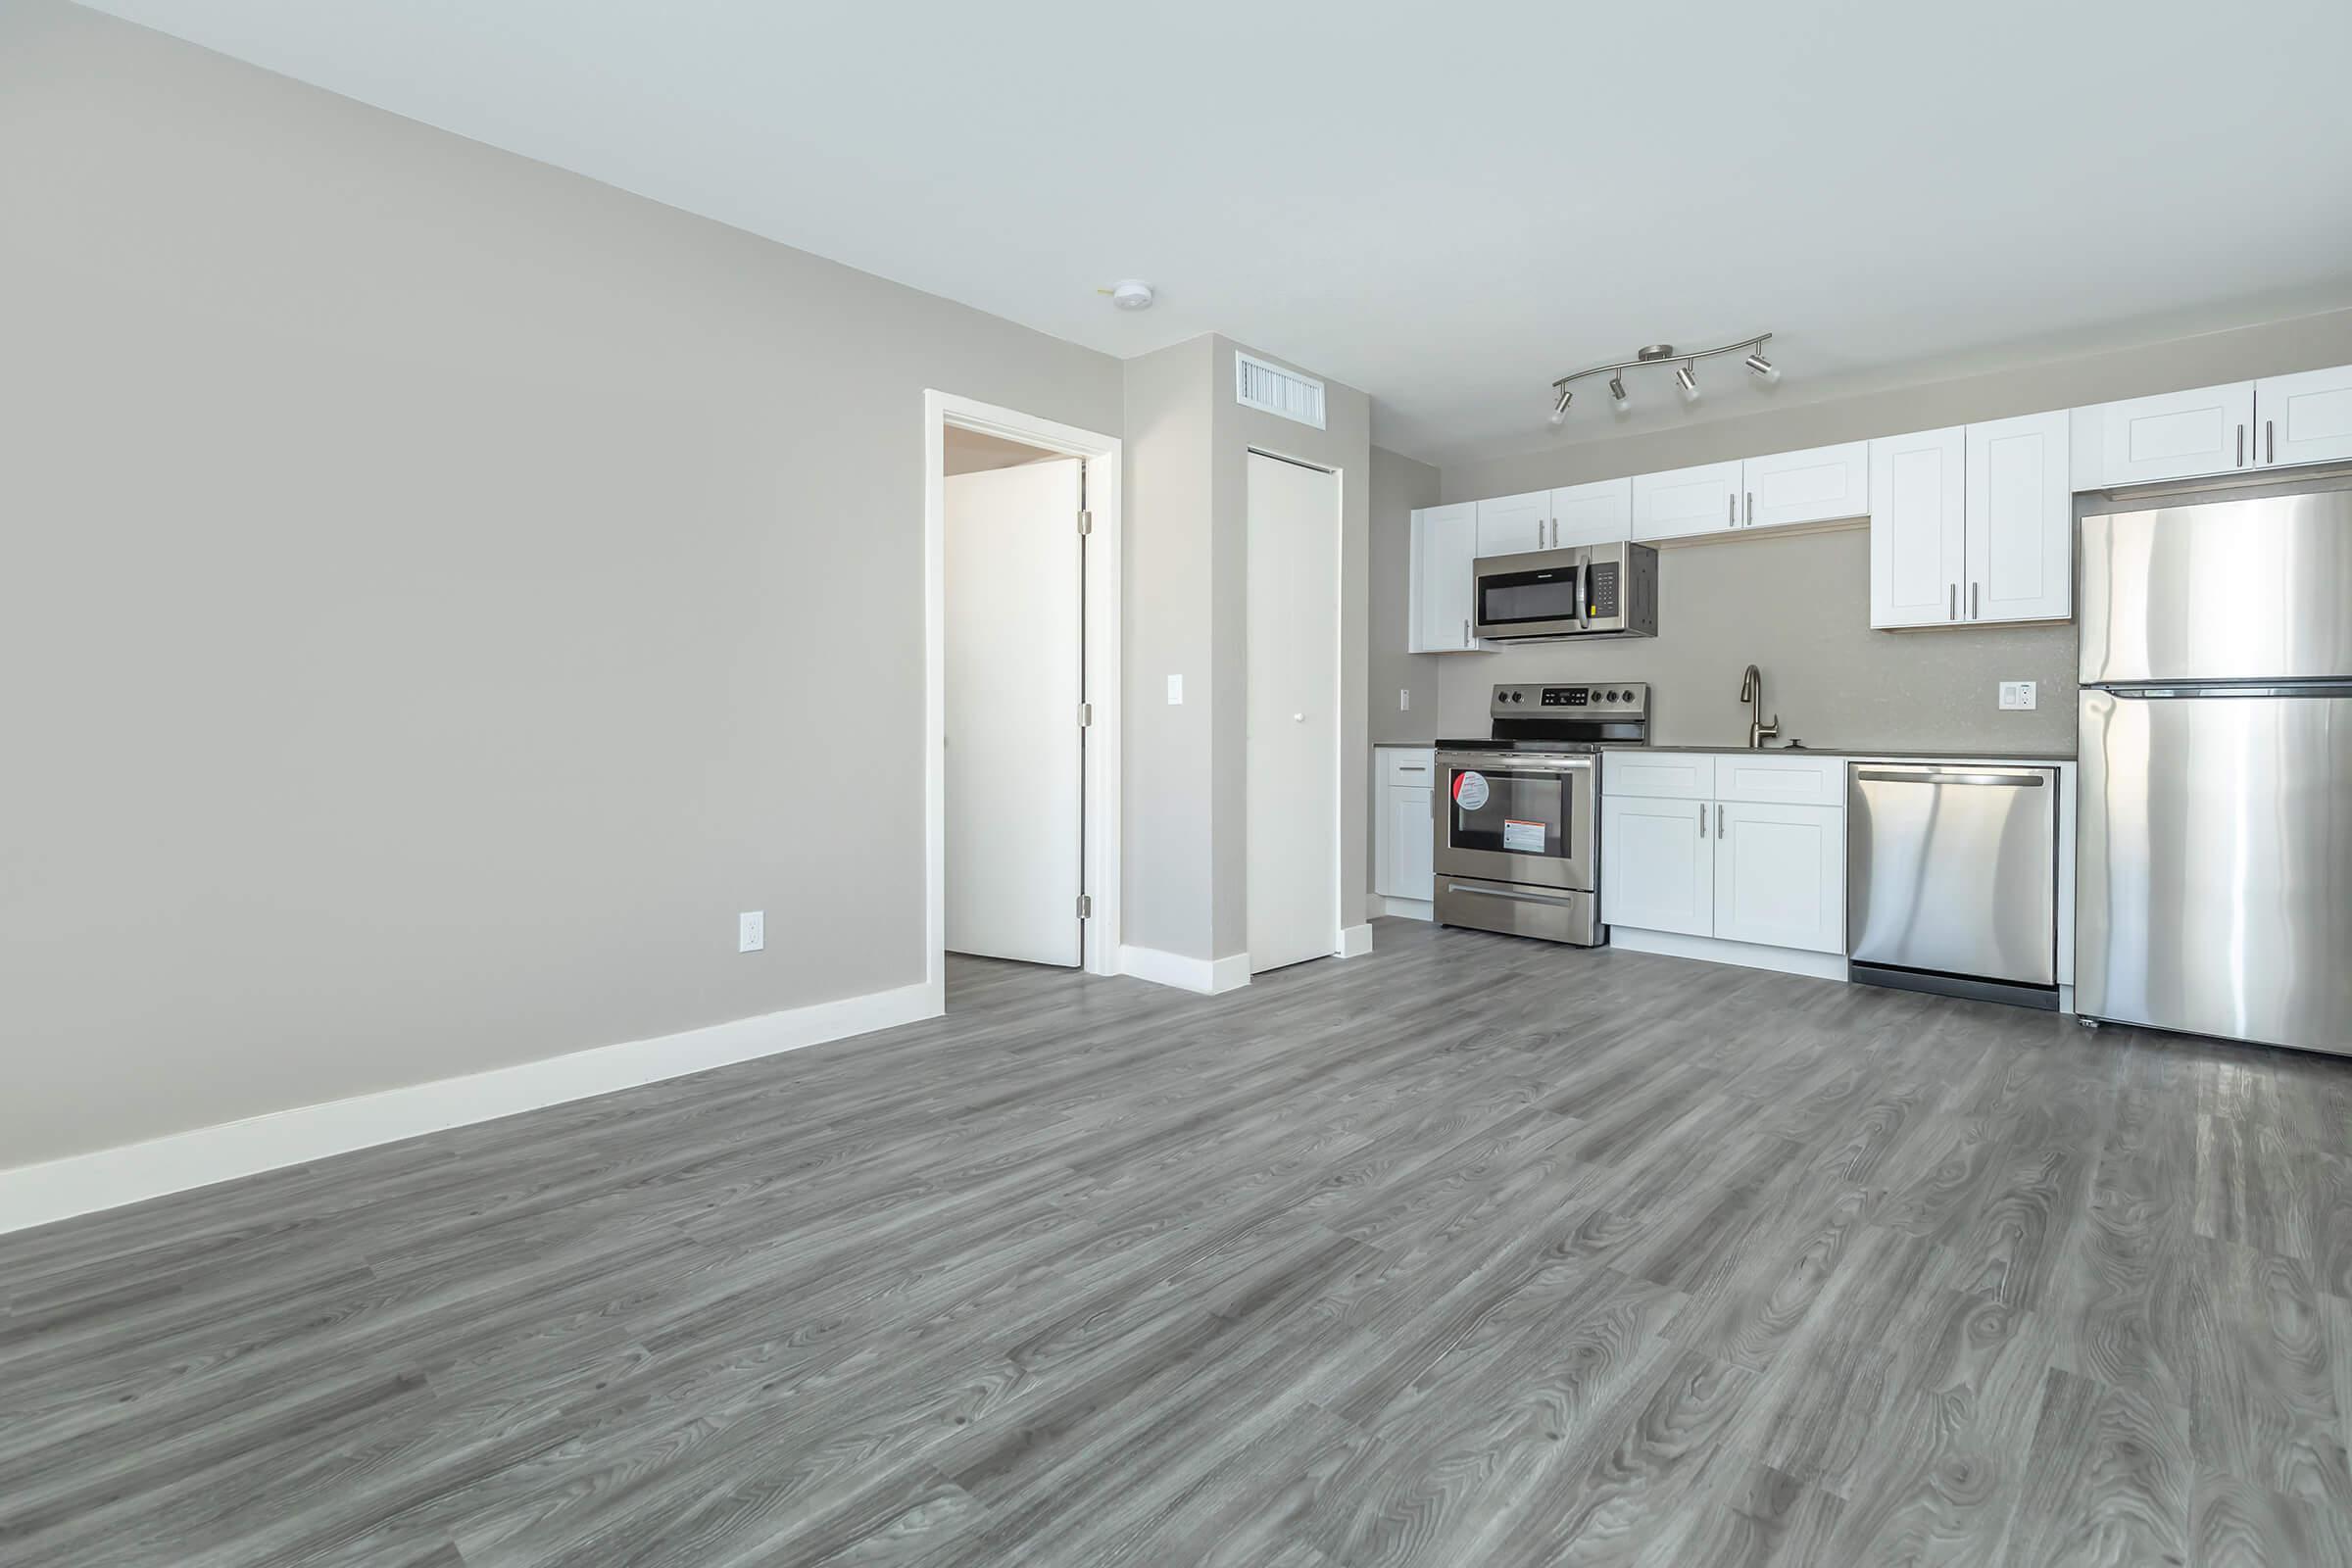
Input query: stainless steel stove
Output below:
<box><xmin>1433</xmin><ymin>682</ymin><xmax>1650</xmax><ymax>946</ymax></box>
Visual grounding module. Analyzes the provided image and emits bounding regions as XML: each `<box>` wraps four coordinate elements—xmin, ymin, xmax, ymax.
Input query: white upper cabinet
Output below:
<box><xmin>1740</xmin><ymin>442</ymin><xmax>1870</xmax><ymax>530</ymax></box>
<box><xmin>1408</xmin><ymin>503</ymin><xmax>1484</xmax><ymax>653</ymax></box>
<box><xmin>1474</xmin><ymin>490</ymin><xmax>1552</xmax><ymax>558</ymax></box>
<box><xmin>1632</xmin><ymin>462</ymin><xmax>1743</xmax><ymax>541</ymax></box>
<box><xmin>1964</xmin><ymin>411</ymin><xmax>2071</xmax><ymax>624</ymax></box>
<box><xmin>1869</xmin><ymin>426</ymin><xmax>1968</xmax><ymax>627</ymax></box>
<box><xmin>2256</xmin><ymin>365</ymin><xmax>2352</xmax><ymax>469</ymax></box>
<box><xmin>1548</xmin><ymin>477</ymin><xmax>1634</xmax><ymax>547</ymax></box>
<box><xmin>2071</xmin><ymin>381</ymin><xmax>2254</xmax><ymax>489</ymax></box>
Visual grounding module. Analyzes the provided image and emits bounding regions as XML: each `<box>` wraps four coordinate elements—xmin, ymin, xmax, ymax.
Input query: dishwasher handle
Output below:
<box><xmin>1852</xmin><ymin>769</ymin><xmax>2046</xmax><ymax>788</ymax></box>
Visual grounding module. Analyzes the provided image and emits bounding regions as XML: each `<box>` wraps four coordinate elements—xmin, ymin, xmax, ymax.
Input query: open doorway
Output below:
<box><xmin>923</xmin><ymin>393</ymin><xmax>1122</xmax><ymax>1012</ymax></box>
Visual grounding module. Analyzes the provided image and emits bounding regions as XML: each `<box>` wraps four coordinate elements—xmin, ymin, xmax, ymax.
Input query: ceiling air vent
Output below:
<box><xmin>1235</xmin><ymin>351</ymin><xmax>1326</xmax><ymax>430</ymax></box>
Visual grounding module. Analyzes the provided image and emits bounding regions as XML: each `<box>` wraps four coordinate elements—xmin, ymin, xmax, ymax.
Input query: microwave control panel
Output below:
<box><xmin>1587</xmin><ymin>561</ymin><xmax>1621</xmax><ymax>618</ymax></box>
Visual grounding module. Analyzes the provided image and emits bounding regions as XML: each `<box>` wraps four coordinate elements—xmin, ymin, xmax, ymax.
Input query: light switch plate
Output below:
<box><xmin>738</xmin><ymin>910</ymin><xmax>764</xmax><ymax>953</ymax></box>
<box><xmin>1399</xmin><ymin>688</ymin><xmax>1411</xmax><ymax>711</ymax></box>
<box><xmin>1167</xmin><ymin>673</ymin><xmax>1184</xmax><ymax>706</ymax></box>
<box><xmin>1998</xmin><ymin>680</ymin><xmax>2037</xmax><ymax>710</ymax></box>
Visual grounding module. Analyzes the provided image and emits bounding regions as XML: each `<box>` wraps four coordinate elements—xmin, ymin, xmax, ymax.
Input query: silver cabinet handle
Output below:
<box><xmin>1727</xmin><ymin>494</ymin><xmax>1736</xmax><ymax>527</ymax></box>
<box><xmin>2236</xmin><ymin>423</ymin><xmax>2245</xmax><ymax>466</ymax></box>
<box><xmin>1971</xmin><ymin>581</ymin><xmax>1980</xmax><ymax>619</ymax></box>
<box><xmin>1948</xmin><ymin>583</ymin><xmax>1956</xmax><ymax>620</ymax></box>
<box><xmin>2266</xmin><ymin>419</ymin><xmax>2275</xmax><ymax>465</ymax></box>
<box><xmin>1462</xmin><ymin>617</ymin><xmax>1470</xmax><ymax>648</ymax></box>
<box><xmin>1746</xmin><ymin>491</ymin><xmax>1754</xmax><ymax>525</ymax></box>
<box><xmin>1536</xmin><ymin>520</ymin><xmax>1544</xmax><ymax>548</ymax></box>
<box><xmin>1396</xmin><ymin>764</ymin><xmax>1426</xmax><ymax>772</ymax></box>
<box><xmin>1697</xmin><ymin>803</ymin><xmax>1706</xmax><ymax>837</ymax></box>
<box><xmin>1718</xmin><ymin>804</ymin><xmax>1726</xmax><ymax>838</ymax></box>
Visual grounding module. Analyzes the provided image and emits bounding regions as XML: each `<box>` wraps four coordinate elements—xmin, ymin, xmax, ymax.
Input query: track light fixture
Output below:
<box><xmin>1544</xmin><ymin>333</ymin><xmax>1775</xmax><ymax>425</ymax></box>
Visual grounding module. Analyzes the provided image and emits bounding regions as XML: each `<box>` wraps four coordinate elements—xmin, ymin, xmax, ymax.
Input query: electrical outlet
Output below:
<box><xmin>1167</xmin><ymin>673</ymin><xmax>1184</xmax><ymax>706</ymax></box>
<box><xmin>1399</xmin><ymin>688</ymin><xmax>1411</xmax><ymax>711</ymax></box>
<box><xmin>1998</xmin><ymin>681</ymin><xmax>2037</xmax><ymax>711</ymax></box>
<box><xmin>738</xmin><ymin>910</ymin><xmax>764</xmax><ymax>953</ymax></box>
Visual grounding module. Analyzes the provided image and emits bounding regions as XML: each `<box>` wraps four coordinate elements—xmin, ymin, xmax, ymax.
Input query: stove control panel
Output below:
<box><xmin>1489</xmin><ymin>681</ymin><xmax>1649</xmax><ymax>716</ymax></box>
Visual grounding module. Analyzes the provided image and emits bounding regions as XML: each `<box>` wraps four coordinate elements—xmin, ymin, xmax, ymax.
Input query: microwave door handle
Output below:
<box><xmin>1576</xmin><ymin>562</ymin><xmax>1588</xmax><ymax>630</ymax></box>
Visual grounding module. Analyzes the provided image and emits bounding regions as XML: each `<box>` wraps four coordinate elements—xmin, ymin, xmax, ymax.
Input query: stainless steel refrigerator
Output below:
<box><xmin>2077</xmin><ymin>486</ymin><xmax>2352</xmax><ymax>1055</ymax></box>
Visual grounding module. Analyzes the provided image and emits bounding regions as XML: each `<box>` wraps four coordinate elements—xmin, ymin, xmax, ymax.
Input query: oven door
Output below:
<box><xmin>1433</xmin><ymin>752</ymin><xmax>1596</xmax><ymax>891</ymax></box>
<box><xmin>1473</xmin><ymin>552</ymin><xmax>1585</xmax><ymax>641</ymax></box>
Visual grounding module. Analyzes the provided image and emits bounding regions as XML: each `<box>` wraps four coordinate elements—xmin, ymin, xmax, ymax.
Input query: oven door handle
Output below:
<box><xmin>1444</xmin><ymin>880</ymin><xmax>1583</xmax><ymax>908</ymax></box>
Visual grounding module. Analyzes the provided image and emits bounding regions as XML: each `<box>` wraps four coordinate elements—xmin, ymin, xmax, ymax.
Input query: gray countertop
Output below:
<box><xmin>1374</xmin><ymin>740</ymin><xmax>2074</xmax><ymax>762</ymax></box>
<box><xmin>1610</xmin><ymin>744</ymin><xmax>2075</xmax><ymax>762</ymax></box>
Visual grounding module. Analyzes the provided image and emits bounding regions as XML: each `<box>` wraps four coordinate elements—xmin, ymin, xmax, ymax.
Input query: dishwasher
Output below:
<box><xmin>1846</xmin><ymin>762</ymin><xmax>2059</xmax><ymax>1009</ymax></box>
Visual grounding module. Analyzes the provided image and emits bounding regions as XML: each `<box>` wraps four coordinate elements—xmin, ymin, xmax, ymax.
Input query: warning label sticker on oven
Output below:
<box><xmin>1502</xmin><ymin>818</ymin><xmax>1544</xmax><ymax>853</ymax></box>
<box><xmin>1453</xmin><ymin>771</ymin><xmax>1490</xmax><ymax>810</ymax></box>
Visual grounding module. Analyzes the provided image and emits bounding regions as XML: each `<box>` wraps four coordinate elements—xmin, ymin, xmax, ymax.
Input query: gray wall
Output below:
<box><xmin>1368</xmin><ymin>447</ymin><xmax>1443</xmax><ymax>745</ymax></box>
<box><xmin>1120</xmin><ymin>338</ymin><xmax>1219</xmax><ymax>959</ymax></box>
<box><xmin>1418</xmin><ymin>308</ymin><xmax>2352</xmax><ymax>754</ymax></box>
<box><xmin>0</xmin><ymin>2</ymin><xmax>1123</xmax><ymax>1166</ymax></box>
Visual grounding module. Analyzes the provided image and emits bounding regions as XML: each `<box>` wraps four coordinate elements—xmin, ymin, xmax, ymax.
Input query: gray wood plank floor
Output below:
<box><xmin>6</xmin><ymin>916</ymin><xmax>2351</xmax><ymax>1566</ymax></box>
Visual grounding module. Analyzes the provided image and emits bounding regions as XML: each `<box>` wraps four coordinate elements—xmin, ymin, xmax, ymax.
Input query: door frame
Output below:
<box><xmin>924</xmin><ymin>391</ymin><xmax>1123</xmax><ymax>1006</ymax></box>
<box><xmin>1244</xmin><ymin>445</ymin><xmax>1346</xmax><ymax>970</ymax></box>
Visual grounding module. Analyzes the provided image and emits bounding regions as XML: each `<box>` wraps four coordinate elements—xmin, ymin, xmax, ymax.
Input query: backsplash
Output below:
<box><xmin>1429</xmin><ymin>526</ymin><xmax>2078</xmax><ymax>753</ymax></box>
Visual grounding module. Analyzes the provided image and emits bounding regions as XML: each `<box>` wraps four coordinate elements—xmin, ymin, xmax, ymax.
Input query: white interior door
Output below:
<box><xmin>1248</xmin><ymin>452</ymin><xmax>1342</xmax><ymax>973</ymax></box>
<box><xmin>945</xmin><ymin>458</ymin><xmax>1083</xmax><ymax>966</ymax></box>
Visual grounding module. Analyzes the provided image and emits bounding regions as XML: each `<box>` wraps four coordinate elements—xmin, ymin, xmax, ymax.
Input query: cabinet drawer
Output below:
<box><xmin>1712</xmin><ymin>753</ymin><xmax>1843</xmax><ymax>807</ymax></box>
<box><xmin>1379</xmin><ymin>748</ymin><xmax>1436</xmax><ymax>788</ymax></box>
<box><xmin>1602</xmin><ymin>752</ymin><xmax>1714</xmax><ymax>802</ymax></box>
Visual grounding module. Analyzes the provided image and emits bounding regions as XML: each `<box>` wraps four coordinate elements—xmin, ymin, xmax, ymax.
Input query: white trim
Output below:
<box><xmin>925</xmin><ymin>392</ymin><xmax>1123</xmax><ymax>996</ymax></box>
<box><xmin>0</xmin><ymin>983</ymin><xmax>934</xmax><ymax>1238</ymax></box>
<box><xmin>1118</xmin><ymin>945</ymin><xmax>1251</xmax><ymax>996</ymax></box>
<box><xmin>1339</xmin><ymin>923</ymin><xmax>1374</xmax><ymax>958</ymax></box>
<box><xmin>1608</xmin><ymin>926</ymin><xmax>1849</xmax><ymax>982</ymax></box>
<box><xmin>1377</xmin><ymin>896</ymin><xmax>1434</xmax><ymax>921</ymax></box>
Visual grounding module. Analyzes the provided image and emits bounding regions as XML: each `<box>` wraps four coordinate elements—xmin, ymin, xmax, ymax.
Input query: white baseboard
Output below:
<box><xmin>1376</xmin><ymin>897</ymin><xmax>1433</xmax><ymax>921</ymax></box>
<box><xmin>1608</xmin><ymin>926</ymin><xmax>1849</xmax><ymax>983</ymax></box>
<box><xmin>1339</xmin><ymin>923</ymin><xmax>1374</xmax><ymax>958</ymax></box>
<box><xmin>0</xmin><ymin>981</ymin><xmax>937</xmax><ymax>1238</ymax></box>
<box><xmin>1118</xmin><ymin>945</ymin><xmax>1251</xmax><ymax>996</ymax></box>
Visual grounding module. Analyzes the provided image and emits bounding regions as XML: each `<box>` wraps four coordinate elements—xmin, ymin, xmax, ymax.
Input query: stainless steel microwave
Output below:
<box><xmin>1472</xmin><ymin>542</ymin><xmax>1658</xmax><ymax>642</ymax></box>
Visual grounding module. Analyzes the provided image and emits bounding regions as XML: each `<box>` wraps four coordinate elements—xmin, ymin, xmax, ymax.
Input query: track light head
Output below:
<box><xmin>1674</xmin><ymin>363</ymin><xmax>1698</xmax><ymax>401</ymax></box>
<box><xmin>1743</xmin><ymin>349</ymin><xmax>1778</xmax><ymax>381</ymax></box>
<box><xmin>1607</xmin><ymin>374</ymin><xmax>1629</xmax><ymax>410</ymax></box>
<box><xmin>1548</xmin><ymin>386</ymin><xmax>1573</xmax><ymax>425</ymax></box>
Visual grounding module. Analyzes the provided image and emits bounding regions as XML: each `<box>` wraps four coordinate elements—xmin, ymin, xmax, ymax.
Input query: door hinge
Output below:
<box><xmin>1076</xmin><ymin>893</ymin><xmax>1093</xmax><ymax>918</ymax></box>
<box><xmin>1079</xmin><ymin>702</ymin><xmax>1094</xmax><ymax>726</ymax></box>
<box><xmin>1077</xmin><ymin>510</ymin><xmax>1094</xmax><ymax>535</ymax></box>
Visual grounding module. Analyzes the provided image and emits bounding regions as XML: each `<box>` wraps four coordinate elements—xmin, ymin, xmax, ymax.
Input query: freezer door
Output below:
<box><xmin>1847</xmin><ymin>764</ymin><xmax>2057</xmax><ymax>986</ymax></box>
<box><xmin>2077</xmin><ymin>688</ymin><xmax>2352</xmax><ymax>1054</ymax></box>
<box><xmin>2079</xmin><ymin>489</ymin><xmax>2352</xmax><ymax>685</ymax></box>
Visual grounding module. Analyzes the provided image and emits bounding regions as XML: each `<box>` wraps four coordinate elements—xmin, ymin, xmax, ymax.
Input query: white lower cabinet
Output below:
<box><xmin>1603</xmin><ymin>753</ymin><xmax>1846</xmax><ymax>959</ymax></box>
<box><xmin>1374</xmin><ymin>749</ymin><xmax>1436</xmax><ymax>908</ymax></box>
<box><xmin>1600</xmin><ymin>795</ymin><xmax>1712</xmax><ymax>936</ymax></box>
<box><xmin>1710</xmin><ymin>802</ymin><xmax>1844</xmax><ymax>953</ymax></box>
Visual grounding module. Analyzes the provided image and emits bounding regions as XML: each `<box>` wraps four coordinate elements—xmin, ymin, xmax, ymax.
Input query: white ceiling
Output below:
<box><xmin>84</xmin><ymin>0</ymin><xmax>2352</xmax><ymax>466</ymax></box>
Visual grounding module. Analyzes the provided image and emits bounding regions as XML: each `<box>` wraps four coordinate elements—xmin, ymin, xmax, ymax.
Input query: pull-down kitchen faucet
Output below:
<box><xmin>1739</xmin><ymin>664</ymin><xmax>1780</xmax><ymax>749</ymax></box>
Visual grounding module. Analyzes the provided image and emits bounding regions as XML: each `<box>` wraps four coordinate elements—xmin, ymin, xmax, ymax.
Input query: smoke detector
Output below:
<box><xmin>1107</xmin><ymin>279</ymin><xmax>1156</xmax><ymax>312</ymax></box>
